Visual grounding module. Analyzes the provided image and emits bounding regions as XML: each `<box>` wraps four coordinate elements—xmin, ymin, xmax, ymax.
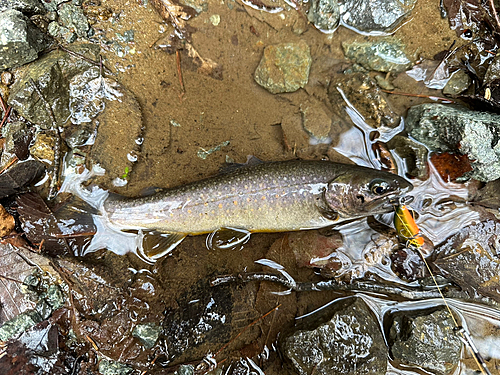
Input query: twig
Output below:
<box><xmin>0</xmin><ymin>274</ymin><xmax>24</xmax><ymax>284</ymax></box>
<box><xmin>380</xmin><ymin>90</ymin><xmax>455</xmax><ymax>103</ymax></box>
<box><xmin>488</xmin><ymin>0</ymin><xmax>500</xmax><ymax>31</ymax></box>
<box><xmin>0</xmin><ymin>156</ymin><xmax>18</xmax><ymax>175</ymax></box>
<box><xmin>29</xmin><ymin>79</ymin><xmax>61</xmax><ymax>199</ymax></box>
<box><xmin>0</xmin><ymin>94</ymin><xmax>7</xmax><ymax>112</ymax></box>
<box><xmin>56</xmin><ymin>44</ymin><xmax>113</xmax><ymax>75</ymax></box>
<box><xmin>176</xmin><ymin>50</ymin><xmax>185</xmax><ymax>100</ymax></box>
<box><xmin>0</xmin><ymin>106</ymin><xmax>11</xmax><ymax>129</ymax></box>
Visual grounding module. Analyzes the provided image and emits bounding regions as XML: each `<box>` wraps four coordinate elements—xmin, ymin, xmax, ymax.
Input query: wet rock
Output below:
<box><xmin>132</xmin><ymin>323</ymin><xmax>160</xmax><ymax>349</ymax></box>
<box><xmin>41</xmin><ymin>0</ymin><xmax>67</xmax><ymax>12</ymax></box>
<box><xmin>343</xmin><ymin>38</ymin><xmax>413</xmax><ymax>73</ymax></box>
<box><xmin>69</xmin><ymin>67</ymin><xmax>144</xmax><ymax>191</ymax></box>
<box><xmin>433</xmin><ymin>220</ymin><xmax>500</xmax><ymax>303</ymax></box>
<box><xmin>8</xmin><ymin>44</ymin><xmax>100</xmax><ymax>129</ymax></box>
<box><xmin>281</xmin><ymin>297</ymin><xmax>387</xmax><ymax>375</ymax></box>
<box><xmin>442</xmin><ymin>70</ymin><xmax>471</xmax><ymax>95</ymax></box>
<box><xmin>308</xmin><ymin>0</ymin><xmax>340</xmax><ymax>33</ymax></box>
<box><xmin>389</xmin><ymin>308</ymin><xmax>462</xmax><ymax>375</ymax></box>
<box><xmin>300</xmin><ymin>97</ymin><xmax>332</xmax><ymax>143</ymax></box>
<box><xmin>0</xmin><ymin>310</ymin><xmax>42</xmax><ymax>341</ymax></box>
<box><xmin>254</xmin><ymin>41</ymin><xmax>312</xmax><ymax>94</ymax></box>
<box><xmin>48</xmin><ymin>21</ymin><xmax>77</xmax><ymax>44</ymax></box>
<box><xmin>386</xmin><ymin>135</ymin><xmax>428</xmax><ymax>179</ymax></box>
<box><xmin>339</xmin><ymin>0</ymin><xmax>417</xmax><ymax>34</ymax></box>
<box><xmin>30</xmin><ymin>132</ymin><xmax>56</xmax><ymax>165</ymax></box>
<box><xmin>0</xmin><ymin>9</ymin><xmax>50</xmax><ymax>70</ymax></box>
<box><xmin>0</xmin><ymin>0</ymin><xmax>45</xmax><ymax>14</ymax></box>
<box><xmin>405</xmin><ymin>103</ymin><xmax>500</xmax><ymax>181</ymax></box>
<box><xmin>98</xmin><ymin>359</ymin><xmax>134</xmax><ymax>375</ymax></box>
<box><xmin>58</xmin><ymin>3</ymin><xmax>90</xmax><ymax>38</ymax></box>
<box><xmin>329</xmin><ymin>72</ymin><xmax>400</xmax><ymax>128</ymax></box>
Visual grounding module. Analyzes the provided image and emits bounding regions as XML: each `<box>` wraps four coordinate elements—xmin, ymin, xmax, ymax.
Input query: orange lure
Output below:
<box><xmin>394</xmin><ymin>204</ymin><xmax>424</xmax><ymax>248</ymax></box>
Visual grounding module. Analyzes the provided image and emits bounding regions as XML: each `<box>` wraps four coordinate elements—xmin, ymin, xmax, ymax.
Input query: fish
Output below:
<box><xmin>102</xmin><ymin>159</ymin><xmax>413</xmax><ymax>259</ymax></box>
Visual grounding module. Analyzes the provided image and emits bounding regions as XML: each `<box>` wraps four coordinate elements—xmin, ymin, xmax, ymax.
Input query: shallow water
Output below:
<box><xmin>34</xmin><ymin>0</ymin><xmax>500</xmax><ymax>373</ymax></box>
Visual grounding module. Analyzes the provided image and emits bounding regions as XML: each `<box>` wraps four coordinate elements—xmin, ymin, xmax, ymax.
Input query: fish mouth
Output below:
<box><xmin>384</xmin><ymin>194</ymin><xmax>414</xmax><ymax>209</ymax></box>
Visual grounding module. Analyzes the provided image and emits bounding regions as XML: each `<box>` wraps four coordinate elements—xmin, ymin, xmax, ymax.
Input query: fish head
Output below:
<box><xmin>322</xmin><ymin>169</ymin><xmax>413</xmax><ymax>222</ymax></box>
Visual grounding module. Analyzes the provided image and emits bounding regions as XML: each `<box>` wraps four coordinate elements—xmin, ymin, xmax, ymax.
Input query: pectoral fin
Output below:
<box><xmin>138</xmin><ymin>230</ymin><xmax>186</xmax><ymax>261</ymax></box>
<box><xmin>206</xmin><ymin>227</ymin><xmax>251</xmax><ymax>251</ymax></box>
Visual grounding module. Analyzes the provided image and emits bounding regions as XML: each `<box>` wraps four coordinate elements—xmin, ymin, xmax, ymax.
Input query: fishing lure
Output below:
<box><xmin>394</xmin><ymin>203</ymin><xmax>424</xmax><ymax>249</ymax></box>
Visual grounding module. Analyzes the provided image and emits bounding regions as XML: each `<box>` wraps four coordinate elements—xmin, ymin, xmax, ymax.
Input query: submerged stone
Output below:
<box><xmin>308</xmin><ymin>0</ymin><xmax>340</xmax><ymax>33</ymax></box>
<box><xmin>389</xmin><ymin>308</ymin><xmax>462</xmax><ymax>375</ymax></box>
<box><xmin>405</xmin><ymin>103</ymin><xmax>500</xmax><ymax>181</ymax></box>
<box><xmin>343</xmin><ymin>38</ymin><xmax>413</xmax><ymax>73</ymax></box>
<box><xmin>339</xmin><ymin>0</ymin><xmax>417</xmax><ymax>34</ymax></box>
<box><xmin>254</xmin><ymin>41</ymin><xmax>312</xmax><ymax>94</ymax></box>
<box><xmin>281</xmin><ymin>297</ymin><xmax>387</xmax><ymax>375</ymax></box>
<box><xmin>300</xmin><ymin>97</ymin><xmax>332</xmax><ymax>143</ymax></box>
<box><xmin>0</xmin><ymin>9</ymin><xmax>49</xmax><ymax>70</ymax></box>
<box><xmin>328</xmin><ymin>72</ymin><xmax>400</xmax><ymax>128</ymax></box>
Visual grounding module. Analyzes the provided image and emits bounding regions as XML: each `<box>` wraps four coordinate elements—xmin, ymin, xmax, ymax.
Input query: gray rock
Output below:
<box><xmin>442</xmin><ymin>70</ymin><xmax>471</xmax><ymax>95</ymax></box>
<box><xmin>389</xmin><ymin>308</ymin><xmax>462</xmax><ymax>375</ymax></box>
<box><xmin>41</xmin><ymin>0</ymin><xmax>67</xmax><ymax>12</ymax></box>
<box><xmin>343</xmin><ymin>38</ymin><xmax>413</xmax><ymax>73</ymax></box>
<box><xmin>282</xmin><ymin>297</ymin><xmax>387</xmax><ymax>375</ymax></box>
<box><xmin>308</xmin><ymin>0</ymin><xmax>340</xmax><ymax>33</ymax></box>
<box><xmin>0</xmin><ymin>310</ymin><xmax>42</xmax><ymax>341</ymax></box>
<box><xmin>0</xmin><ymin>9</ymin><xmax>50</xmax><ymax>70</ymax></box>
<box><xmin>0</xmin><ymin>0</ymin><xmax>45</xmax><ymax>14</ymax></box>
<box><xmin>405</xmin><ymin>103</ymin><xmax>500</xmax><ymax>181</ymax></box>
<box><xmin>339</xmin><ymin>0</ymin><xmax>417</xmax><ymax>34</ymax></box>
<box><xmin>98</xmin><ymin>359</ymin><xmax>134</xmax><ymax>375</ymax></box>
<box><xmin>329</xmin><ymin>72</ymin><xmax>400</xmax><ymax>128</ymax></box>
<box><xmin>7</xmin><ymin>44</ymin><xmax>100</xmax><ymax>129</ymax></box>
<box><xmin>132</xmin><ymin>323</ymin><xmax>161</xmax><ymax>349</ymax></box>
<box><xmin>58</xmin><ymin>3</ymin><xmax>89</xmax><ymax>38</ymax></box>
<box><xmin>254</xmin><ymin>41</ymin><xmax>312</xmax><ymax>94</ymax></box>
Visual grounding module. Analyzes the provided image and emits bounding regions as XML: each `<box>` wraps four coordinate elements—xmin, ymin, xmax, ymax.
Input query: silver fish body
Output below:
<box><xmin>103</xmin><ymin>160</ymin><xmax>413</xmax><ymax>235</ymax></box>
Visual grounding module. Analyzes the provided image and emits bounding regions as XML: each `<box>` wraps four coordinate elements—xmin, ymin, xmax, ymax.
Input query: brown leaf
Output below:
<box><xmin>185</xmin><ymin>43</ymin><xmax>223</xmax><ymax>80</ymax></box>
<box><xmin>149</xmin><ymin>0</ymin><xmax>196</xmax><ymax>36</ymax></box>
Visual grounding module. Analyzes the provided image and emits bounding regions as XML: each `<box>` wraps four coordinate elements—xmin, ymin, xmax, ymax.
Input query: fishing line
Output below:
<box><xmin>394</xmin><ymin>204</ymin><xmax>492</xmax><ymax>375</ymax></box>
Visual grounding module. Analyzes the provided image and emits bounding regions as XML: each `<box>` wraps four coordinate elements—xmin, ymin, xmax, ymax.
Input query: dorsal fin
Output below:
<box><xmin>219</xmin><ymin>155</ymin><xmax>264</xmax><ymax>174</ymax></box>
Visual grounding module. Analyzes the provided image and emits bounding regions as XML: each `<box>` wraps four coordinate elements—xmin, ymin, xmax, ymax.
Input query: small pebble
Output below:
<box><xmin>1</xmin><ymin>71</ymin><xmax>13</xmax><ymax>86</ymax></box>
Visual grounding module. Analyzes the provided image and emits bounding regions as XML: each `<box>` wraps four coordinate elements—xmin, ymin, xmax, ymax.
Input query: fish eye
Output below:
<box><xmin>369</xmin><ymin>179</ymin><xmax>391</xmax><ymax>195</ymax></box>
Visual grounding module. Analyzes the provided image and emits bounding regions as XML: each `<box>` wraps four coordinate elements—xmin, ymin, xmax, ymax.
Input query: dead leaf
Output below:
<box><xmin>185</xmin><ymin>43</ymin><xmax>223</xmax><ymax>80</ymax></box>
